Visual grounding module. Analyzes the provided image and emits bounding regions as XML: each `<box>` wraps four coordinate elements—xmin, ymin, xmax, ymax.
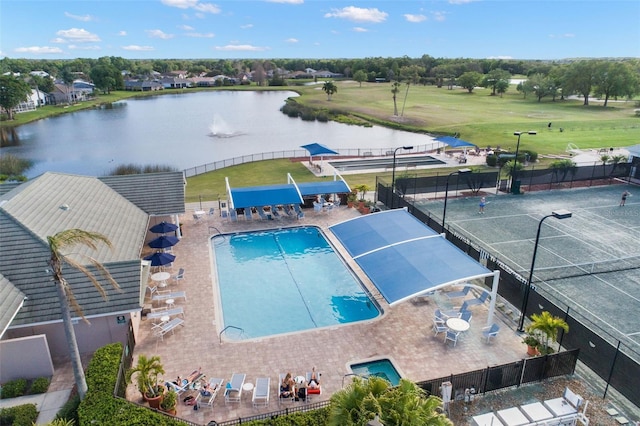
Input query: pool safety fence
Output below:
<box><xmin>213</xmin><ymin>400</ymin><xmax>330</xmax><ymax>426</ymax></box>
<box><xmin>417</xmin><ymin>348</ymin><xmax>579</xmax><ymax>399</ymax></box>
<box><xmin>375</xmin><ymin>186</ymin><xmax>640</xmax><ymax>408</ymax></box>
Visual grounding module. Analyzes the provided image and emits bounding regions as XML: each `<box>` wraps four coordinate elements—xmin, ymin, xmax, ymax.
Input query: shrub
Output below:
<box><xmin>29</xmin><ymin>377</ymin><xmax>51</xmax><ymax>395</ymax></box>
<box><xmin>55</xmin><ymin>393</ymin><xmax>80</xmax><ymax>425</ymax></box>
<box><xmin>108</xmin><ymin>164</ymin><xmax>178</xmax><ymax>175</ymax></box>
<box><xmin>0</xmin><ymin>404</ymin><xmax>38</xmax><ymax>426</ymax></box>
<box><xmin>1</xmin><ymin>378</ymin><xmax>27</xmax><ymax>399</ymax></box>
<box><xmin>242</xmin><ymin>406</ymin><xmax>330</xmax><ymax>425</ymax></box>
<box><xmin>486</xmin><ymin>154</ymin><xmax>497</xmax><ymax>167</ymax></box>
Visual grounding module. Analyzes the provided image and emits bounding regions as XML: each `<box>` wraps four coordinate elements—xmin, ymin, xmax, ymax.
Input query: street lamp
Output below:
<box><xmin>390</xmin><ymin>145</ymin><xmax>413</xmax><ymax>208</ymax></box>
<box><xmin>441</xmin><ymin>168</ymin><xmax>471</xmax><ymax>228</ymax></box>
<box><xmin>511</xmin><ymin>131</ymin><xmax>536</xmax><ymax>194</ymax></box>
<box><xmin>517</xmin><ymin>209</ymin><xmax>572</xmax><ymax>332</ymax></box>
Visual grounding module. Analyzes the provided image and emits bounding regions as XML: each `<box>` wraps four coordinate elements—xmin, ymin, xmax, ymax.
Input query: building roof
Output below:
<box><xmin>0</xmin><ymin>172</ymin><xmax>182</xmax><ymax>330</ymax></box>
<box><xmin>0</xmin><ymin>274</ymin><xmax>25</xmax><ymax>336</ymax></box>
<box><xmin>99</xmin><ymin>171</ymin><xmax>185</xmax><ymax>216</ymax></box>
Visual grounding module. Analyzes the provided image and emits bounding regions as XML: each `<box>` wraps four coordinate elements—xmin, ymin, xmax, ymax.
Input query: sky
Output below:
<box><xmin>1</xmin><ymin>0</ymin><xmax>639</xmax><ymax>61</ymax></box>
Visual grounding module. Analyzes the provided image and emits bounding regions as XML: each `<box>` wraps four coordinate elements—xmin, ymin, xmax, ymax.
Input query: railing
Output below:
<box><xmin>218</xmin><ymin>325</ymin><xmax>246</xmax><ymax>344</ymax></box>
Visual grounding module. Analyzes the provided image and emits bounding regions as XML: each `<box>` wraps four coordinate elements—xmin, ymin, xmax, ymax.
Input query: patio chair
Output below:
<box><xmin>459</xmin><ymin>310</ymin><xmax>473</xmax><ymax>323</ymax></box>
<box><xmin>465</xmin><ymin>291</ymin><xmax>489</xmax><ymax>307</ymax></box>
<box><xmin>270</xmin><ymin>206</ymin><xmax>281</xmax><ymax>218</ymax></box>
<box><xmin>283</xmin><ymin>204</ymin><xmax>294</xmax><ymax>216</ymax></box>
<box><xmin>230</xmin><ymin>209</ymin><xmax>238</xmax><ymax>222</ymax></box>
<box><xmin>313</xmin><ymin>202</ymin><xmax>323</xmax><ymax>212</ymax></box>
<box><xmin>197</xmin><ymin>377</ymin><xmax>224</xmax><ymax>409</ymax></box>
<box><xmin>257</xmin><ymin>208</ymin><xmax>268</xmax><ymax>220</ymax></box>
<box><xmin>445</xmin><ymin>285</ymin><xmax>471</xmax><ymax>299</ymax></box>
<box><xmin>146</xmin><ymin>284</ymin><xmax>158</xmax><ymax>297</ymax></box>
<box><xmin>444</xmin><ymin>330</ymin><xmax>461</xmax><ymax>347</ymax></box>
<box><xmin>224</xmin><ymin>373</ymin><xmax>246</xmax><ymax>404</ymax></box>
<box><xmin>221</xmin><ymin>209</ymin><xmax>228</xmax><ymax>219</ymax></box>
<box><xmin>252</xmin><ymin>377</ymin><xmax>270</xmax><ymax>408</ymax></box>
<box><xmin>481</xmin><ymin>323</ymin><xmax>500</xmax><ymax>343</ymax></box>
<box><xmin>433</xmin><ymin>318</ymin><xmax>448</xmax><ymax>336</ymax></box>
<box><xmin>208</xmin><ymin>207</ymin><xmax>215</xmax><ymax>216</ymax></box>
<box><xmin>172</xmin><ymin>268</ymin><xmax>185</xmax><ymax>285</ymax></box>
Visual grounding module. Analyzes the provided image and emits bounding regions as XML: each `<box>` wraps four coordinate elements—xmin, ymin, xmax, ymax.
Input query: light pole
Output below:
<box><xmin>511</xmin><ymin>131</ymin><xmax>536</xmax><ymax>194</ymax></box>
<box><xmin>517</xmin><ymin>209</ymin><xmax>572</xmax><ymax>332</ymax></box>
<box><xmin>390</xmin><ymin>145</ymin><xmax>413</xmax><ymax>208</ymax></box>
<box><xmin>441</xmin><ymin>168</ymin><xmax>471</xmax><ymax>228</ymax></box>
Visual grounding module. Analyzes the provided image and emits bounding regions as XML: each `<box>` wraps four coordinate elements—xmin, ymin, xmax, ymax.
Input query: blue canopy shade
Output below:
<box><xmin>329</xmin><ymin>209</ymin><xmax>493</xmax><ymax>306</ymax></box>
<box><xmin>435</xmin><ymin>136</ymin><xmax>476</xmax><ymax>148</ymax></box>
<box><xmin>300</xmin><ymin>143</ymin><xmax>339</xmax><ymax>156</ymax></box>
<box><xmin>230</xmin><ymin>184</ymin><xmax>303</xmax><ymax>209</ymax></box>
<box><xmin>297</xmin><ymin>181</ymin><xmax>350</xmax><ymax>196</ymax></box>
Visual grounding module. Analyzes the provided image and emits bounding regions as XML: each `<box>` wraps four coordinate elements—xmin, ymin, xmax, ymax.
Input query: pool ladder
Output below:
<box><xmin>218</xmin><ymin>325</ymin><xmax>246</xmax><ymax>344</ymax></box>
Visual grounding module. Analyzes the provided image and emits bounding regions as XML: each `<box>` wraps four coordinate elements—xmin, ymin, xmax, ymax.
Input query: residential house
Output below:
<box><xmin>14</xmin><ymin>89</ymin><xmax>47</xmax><ymax>113</ymax></box>
<box><xmin>47</xmin><ymin>80</ymin><xmax>95</xmax><ymax>105</ymax></box>
<box><xmin>0</xmin><ymin>171</ymin><xmax>185</xmax><ymax>382</ymax></box>
<box><xmin>124</xmin><ymin>79</ymin><xmax>164</xmax><ymax>92</ymax></box>
<box><xmin>158</xmin><ymin>77</ymin><xmax>191</xmax><ymax>89</ymax></box>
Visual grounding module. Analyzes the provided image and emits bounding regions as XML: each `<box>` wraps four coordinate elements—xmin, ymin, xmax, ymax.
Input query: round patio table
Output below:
<box><xmin>446</xmin><ymin>317</ymin><xmax>470</xmax><ymax>332</ymax></box>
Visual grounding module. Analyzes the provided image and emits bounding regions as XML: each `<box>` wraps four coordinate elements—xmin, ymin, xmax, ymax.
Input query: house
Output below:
<box><xmin>0</xmin><ymin>171</ymin><xmax>185</xmax><ymax>382</ymax></box>
<box><xmin>124</xmin><ymin>79</ymin><xmax>164</xmax><ymax>92</ymax></box>
<box><xmin>47</xmin><ymin>80</ymin><xmax>95</xmax><ymax>105</ymax></box>
<box><xmin>14</xmin><ymin>89</ymin><xmax>48</xmax><ymax>113</ymax></box>
<box><xmin>158</xmin><ymin>77</ymin><xmax>191</xmax><ymax>89</ymax></box>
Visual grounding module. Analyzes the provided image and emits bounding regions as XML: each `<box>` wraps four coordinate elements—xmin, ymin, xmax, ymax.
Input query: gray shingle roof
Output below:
<box><xmin>0</xmin><ymin>172</ymin><xmax>157</xmax><ymax>329</ymax></box>
<box><xmin>99</xmin><ymin>172</ymin><xmax>185</xmax><ymax>216</ymax></box>
<box><xmin>0</xmin><ymin>274</ymin><xmax>26</xmax><ymax>336</ymax></box>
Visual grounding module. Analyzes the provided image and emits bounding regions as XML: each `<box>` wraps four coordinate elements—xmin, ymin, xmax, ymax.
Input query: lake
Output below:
<box><xmin>1</xmin><ymin>91</ymin><xmax>437</xmax><ymax>178</ymax></box>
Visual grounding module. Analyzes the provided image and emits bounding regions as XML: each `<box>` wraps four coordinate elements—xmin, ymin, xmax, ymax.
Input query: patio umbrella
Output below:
<box><xmin>144</xmin><ymin>252</ymin><xmax>176</xmax><ymax>266</ymax></box>
<box><xmin>300</xmin><ymin>142</ymin><xmax>339</xmax><ymax>170</ymax></box>
<box><xmin>149</xmin><ymin>221</ymin><xmax>178</xmax><ymax>234</ymax></box>
<box><xmin>148</xmin><ymin>235</ymin><xmax>179</xmax><ymax>249</ymax></box>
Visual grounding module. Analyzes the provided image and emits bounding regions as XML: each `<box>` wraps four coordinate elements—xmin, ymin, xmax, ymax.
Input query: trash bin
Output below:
<box><xmin>511</xmin><ymin>180</ymin><xmax>521</xmax><ymax>194</ymax></box>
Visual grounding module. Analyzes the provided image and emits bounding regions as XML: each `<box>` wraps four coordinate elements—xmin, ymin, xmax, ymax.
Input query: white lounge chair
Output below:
<box><xmin>224</xmin><ymin>373</ymin><xmax>246</xmax><ymax>404</ymax></box>
<box><xmin>196</xmin><ymin>377</ymin><xmax>224</xmax><ymax>409</ymax></box>
<box><xmin>165</xmin><ymin>379</ymin><xmax>190</xmax><ymax>396</ymax></box>
<box><xmin>153</xmin><ymin>317</ymin><xmax>184</xmax><ymax>341</ymax></box>
<box><xmin>252</xmin><ymin>377</ymin><xmax>270</xmax><ymax>408</ymax></box>
<box><xmin>305</xmin><ymin>371</ymin><xmax>322</xmax><ymax>401</ymax></box>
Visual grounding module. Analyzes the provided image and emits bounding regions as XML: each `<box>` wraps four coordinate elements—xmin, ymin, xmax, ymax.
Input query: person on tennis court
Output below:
<box><xmin>620</xmin><ymin>190</ymin><xmax>631</xmax><ymax>206</ymax></box>
<box><xmin>478</xmin><ymin>197</ymin><xmax>486</xmax><ymax>214</ymax></box>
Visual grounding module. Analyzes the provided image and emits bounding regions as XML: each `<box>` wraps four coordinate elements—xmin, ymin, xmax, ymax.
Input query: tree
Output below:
<box><xmin>47</xmin><ymin>229</ymin><xmax>121</xmax><ymax>400</ymax></box>
<box><xmin>328</xmin><ymin>376</ymin><xmax>452</xmax><ymax>426</ymax></box>
<box><xmin>482</xmin><ymin>69</ymin><xmax>510</xmax><ymax>96</ymax></box>
<box><xmin>550</xmin><ymin>159</ymin><xmax>577</xmax><ymax>182</ymax></box>
<box><xmin>90</xmin><ymin>64</ymin><xmax>123</xmax><ymax>94</ymax></box>
<box><xmin>353</xmin><ymin>70</ymin><xmax>367</xmax><ymax>87</ymax></box>
<box><xmin>495</xmin><ymin>79</ymin><xmax>510</xmax><ymax>97</ymax></box>
<box><xmin>526</xmin><ymin>311</ymin><xmax>569</xmax><ymax>355</ymax></box>
<box><xmin>562</xmin><ymin>61</ymin><xmax>595</xmax><ymax>105</ymax></box>
<box><xmin>593</xmin><ymin>61</ymin><xmax>639</xmax><ymax>107</ymax></box>
<box><xmin>457</xmin><ymin>71</ymin><xmax>483</xmax><ymax>93</ymax></box>
<box><xmin>391</xmin><ymin>81</ymin><xmax>400</xmax><ymax>115</ymax></box>
<box><xmin>0</xmin><ymin>75</ymin><xmax>32</xmax><ymax>120</ymax></box>
<box><xmin>322</xmin><ymin>81</ymin><xmax>337</xmax><ymax>100</ymax></box>
<box><xmin>59</xmin><ymin>68</ymin><xmax>75</xmax><ymax>105</ymax></box>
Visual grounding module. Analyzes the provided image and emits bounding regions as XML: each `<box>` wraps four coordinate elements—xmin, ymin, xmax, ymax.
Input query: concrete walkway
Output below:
<box><xmin>0</xmin><ymin>389</ymin><xmax>72</xmax><ymax>425</ymax></box>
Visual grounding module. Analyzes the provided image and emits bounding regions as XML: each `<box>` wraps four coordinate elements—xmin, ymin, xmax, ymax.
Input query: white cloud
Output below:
<box><xmin>449</xmin><ymin>0</ymin><xmax>477</xmax><ymax>4</ymax></box>
<box><xmin>266</xmin><ymin>0</ymin><xmax>303</xmax><ymax>3</ymax></box>
<box><xmin>240</xmin><ymin>24</ymin><xmax>254</xmax><ymax>29</ymax></box>
<box><xmin>68</xmin><ymin>45</ymin><xmax>101</xmax><ymax>51</ymax></box>
<box><xmin>179</xmin><ymin>25</ymin><xmax>195</xmax><ymax>31</ymax></box>
<box><xmin>15</xmin><ymin>46</ymin><xmax>64</xmax><ymax>54</ymax></box>
<box><xmin>549</xmin><ymin>33</ymin><xmax>575</xmax><ymax>39</ymax></box>
<box><xmin>353</xmin><ymin>27</ymin><xmax>368</xmax><ymax>33</ymax></box>
<box><xmin>56</xmin><ymin>28</ymin><xmax>101</xmax><ymax>42</ymax></box>
<box><xmin>161</xmin><ymin>0</ymin><xmax>220</xmax><ymax>14</ymax></box>
<box><xmin>146</xmin><ymin>29</ymin><xmax>174</xmax><ymax>39</ymax></box>
<box><xmin>214</xmin><ymin>44</ymin><xmax>268</xmax><ymax>51</ymax></box>
<box><xmin>186</xmin><ymin>32</ymin><xmax>215</xmax><ymax>38</ymax></box>
<box><xmin>122</xmin><ymin>45</ymin><xmax>155</xmax><ymax>51</ymax></box>
<box><xmin>285</xmin><ymin>38</ymin><xmax>298</xmax><ymax>43</ymax></box>
<box><xmin>432</xmin><ymin>11</ymin><xmax>447</xmax><ymax>22</ymax></box>
<box><xmin>64</xmin><ymin>12</ymin><xmax>93</xmax><ymax>22</ymax></box>
<box><xmin>404</xmin><ymin>14</ymin><xmax>426</xmax><ymax>23</ymax></box>
<box><xmin>51</xmin><ymin>38</ymin><xmax>67</xmax><ymax>44</ymax></box>
<box><xmin>324</xmin><ymin>6</ymin><xmax>387</xmax><ymax>23</ymax></box>
<box><xmin>117</xmin><ymin>31</ymin><xmax>127</xmax><ymax>36</ymax></box>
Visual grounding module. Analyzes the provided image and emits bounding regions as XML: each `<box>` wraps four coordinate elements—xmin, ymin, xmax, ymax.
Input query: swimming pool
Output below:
<box><xmin>211</xmin><ymin>227</ymin><xmax>380</xmax><ymax>340</ymax></box>
<box><xmin>350</xmin><ymin>358</ymin><xmax>402</xmax><ymax>386</ymax></box>
<box><xmin>329</xmin><ymin>155</ymin><xmax>445</xmax><ymax>172</ymax></box>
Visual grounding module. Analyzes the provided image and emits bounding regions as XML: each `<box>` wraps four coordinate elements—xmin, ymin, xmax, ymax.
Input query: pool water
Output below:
<box><xmin>212</xmin><ymin>227</ymin><xmax>380</xmax><ymax>340</ymax></box>
<box><xmin>350</xmin><ymin>359</ymin><xmax>401</xmax><ymax>386</ymax></box>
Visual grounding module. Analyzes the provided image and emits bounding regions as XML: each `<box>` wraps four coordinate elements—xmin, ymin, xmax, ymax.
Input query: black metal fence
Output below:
<box><xmin>377</xmin><ymin>179</ymin><xmax>640</xmax><ymax>408</ymax></box>
<box><xmin>417</xmin><ymin>349</ymin><xmax>579</xmax><ymax>399</ymax></box>
<box><xmin>114</xmin><ymin>320</ymin><xmax>136</xmax><ymax>398</ymax></box>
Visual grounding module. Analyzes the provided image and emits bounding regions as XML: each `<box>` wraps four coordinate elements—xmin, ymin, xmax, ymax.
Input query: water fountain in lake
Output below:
<box><xmin>209</xmin><ymin>114</ymin><xmax>244</xmax><ymax>138</ymax></box>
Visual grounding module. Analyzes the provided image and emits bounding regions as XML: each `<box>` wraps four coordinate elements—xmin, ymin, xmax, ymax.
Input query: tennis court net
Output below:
<box><xmin>532</xmin><ymin>255</ymin><xmax>640</xmax><ymax>282</ymax></box>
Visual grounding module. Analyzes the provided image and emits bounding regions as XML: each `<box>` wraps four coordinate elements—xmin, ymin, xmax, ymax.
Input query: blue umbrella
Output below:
<box><xmin>148</xmin><ymin>235</ymin><xmax>179</xmax><ymax>249</ymax></box>
<box><xmin>149</xmin><ymin>221</ymin><xmax>178</xmax><ymax>234</ymax></box>
<box><xmin>144</xmin><ymin>252</ymin><xmax>176</xmax><ymax>266</ymax></box>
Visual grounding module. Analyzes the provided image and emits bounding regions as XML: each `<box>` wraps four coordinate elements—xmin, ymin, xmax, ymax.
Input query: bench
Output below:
<box><xmin>154</xmin><ymin>317</ymin><xmax>184</xmax><ymax>340</ymax></box>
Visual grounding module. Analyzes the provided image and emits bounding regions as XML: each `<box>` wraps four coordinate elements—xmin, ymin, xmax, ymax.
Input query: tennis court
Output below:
<box><xmin>413</xmin><ymin>184</ymin><xmax>640</xmax><ymax>350</ymax></box>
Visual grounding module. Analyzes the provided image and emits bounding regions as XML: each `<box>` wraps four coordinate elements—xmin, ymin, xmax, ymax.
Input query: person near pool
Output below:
<box><xmin>280</xmin><ymin>372</ymin><xmax>295</xmax><ymax>398</ymax></box>
<box><xmin>308</xmin><ymin>366</ymin><xmax>320</xmax><ymax>389</ymax></box>
<box><xmin>478</xmin><ymin>197</ymin><xmax>486</xmax><ymax>214</ymax></box>
<box><xmin>620</xmin><ymin>190</ymin><xmax>631</xmax><ymax>206</ymax></box>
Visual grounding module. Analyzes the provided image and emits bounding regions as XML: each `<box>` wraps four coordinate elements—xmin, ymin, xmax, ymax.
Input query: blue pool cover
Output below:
<box><xmin>329</xmin><ymin>209</ymin><xmax>493</xmax><ymax>306</ymax></box>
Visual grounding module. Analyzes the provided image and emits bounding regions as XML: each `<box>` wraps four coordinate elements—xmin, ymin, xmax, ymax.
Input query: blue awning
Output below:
<box><xmin>230</xmin><ymin>184</ymin><xmax>303</xmax><ymax>209</ymax></box>
<box><xmin>329</xmin><ymin>209</ymin><xmax>494</xmax><ymax>306</ymax></box>
<box><xmin>297</xmin><ymin>181</ymin><xmax>350</xmax><ymax>196</ymax></box>
<box><xmin>435</xmin><ymin>136</ymin><xmax>476</xmax><ymax>148</ymax></box>
<box><xmin>300</xmin><ymin>143</ymin><xmax>339</xmax><ymax>156</ymax></box>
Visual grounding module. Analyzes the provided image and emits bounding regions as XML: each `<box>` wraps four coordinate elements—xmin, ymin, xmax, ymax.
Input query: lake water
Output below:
<box><xmin>1</xmin><ymin>91</ymin><xmax>437</xmax><ymax>178</ymax></box>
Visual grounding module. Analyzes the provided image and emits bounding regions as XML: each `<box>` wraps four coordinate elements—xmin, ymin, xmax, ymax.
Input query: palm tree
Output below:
<box><xmin>526</xmin><ymin>311</ymin><xmax>569</xmax><ymax>355</ymax></box>
<box><xmin>599</xmin><ymin>154</ymin><xmax>610</xmax><ymax>178</ymax></box>
<box><xmin>329</xmin><ymin>376</ymin><xmax>452</xmax><ymax>426</ymax></box>
<box><xmin>391</xmin><ymin>81</ymin><xmax>401</xmax><ymax>116</ymax></box>
<box><xmin>48</xmin><ymin>229</ymin><xmax>121</xmax><ymax>400</ymax></box>
<box><xmin>322</xmin><ymin>81</ymin><xmax>338</xmax><ymax>100</ymax></box>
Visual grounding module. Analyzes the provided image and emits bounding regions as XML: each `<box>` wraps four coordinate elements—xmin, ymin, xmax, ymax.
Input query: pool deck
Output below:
<box><xmin>129</xmin><ymin>203</ymin><xmax>528</xmax><ymax>424</ymax></box>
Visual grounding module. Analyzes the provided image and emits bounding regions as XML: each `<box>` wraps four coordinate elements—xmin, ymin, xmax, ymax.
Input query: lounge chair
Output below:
<box><xmin>197</xmin><ymin>377</ymin><xmax>224</xmax><ymax>408</ymax></box>
<box><xmin>230</xmin><ymin>209</ymin><xmax>238</xmax><ymax>222</ymax></box>
<box><xmin>257</xmin><ymin>208</ymin><xmax>268</xmax><ymax>220</ymax></box>
<box><xmin>270</xmin><ymin>206</ymin><xmax>281</xmax><ymax>218</ymax></box>
<box><xmin>445</xmin><ymin>285</ymin><xmax>471</xmax><ymax>299</ymax></box>
<box><xmin>313</xmin><ymin>202</ymin><xmax>323</xmax><ymax>212</ymax></box>
<box><xmin>465</xmin><ymin>291</ymin><xmax>489</xmax><ymax>307</ymax></box>
<box><xmin>244</xmin><ymin>208</ymin><xmax>253</xmax><ymax>220</ymax></box>
<box><xmin>482</xmin><ymin>323</ymin><xmax>500</xmax><ymax>343</ymax></box>
<box><xmin>459</xmin><ymin>310</ymin><xmax>472</xmax><ymax>323</ymax></box>
<box><xmin>305</xmin><ymin>371</ymin><xmax>322</xmax><ymax>401</ymax></box>
<box><xmin>147</xmin><ymin>306</ymin><xmax>184</xmax><ymax>320</ymax></box>
<box><xmin>252</xmin><ymin>377</ymin><xmax>270</xmax><ymax>408</ymax></box>
<box><xmin>166</xmin><ymin>379</ymin><xmax>190</xmax><ymax>396</ymax></box>
<box><xmin>283</xmin><ymin>205</ymin><xmax>294</xmax><ymax>216</ymax></box>
<box><xmin>224</xmin><ymin>373</ymin><xmax>246</xmax><ymax>404</ymax></box>
<box><xmin>278</xmin><ymin>373</ymin><xmax>295</xmax><ymax>406</ymax></box>
<box><xmin>208</xmin><ymin>207</ymin><xmax>215</xmax><ymax>216</ymax></box>
<box><xmin>221</xmin><ymin>209</ymin><xmax>228</xmax><ymax>219</ymax></box>
<box><xmin>153</xmin><ymin>317</ymin><xmax>184</xmax><ymax>341</ymax></box>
